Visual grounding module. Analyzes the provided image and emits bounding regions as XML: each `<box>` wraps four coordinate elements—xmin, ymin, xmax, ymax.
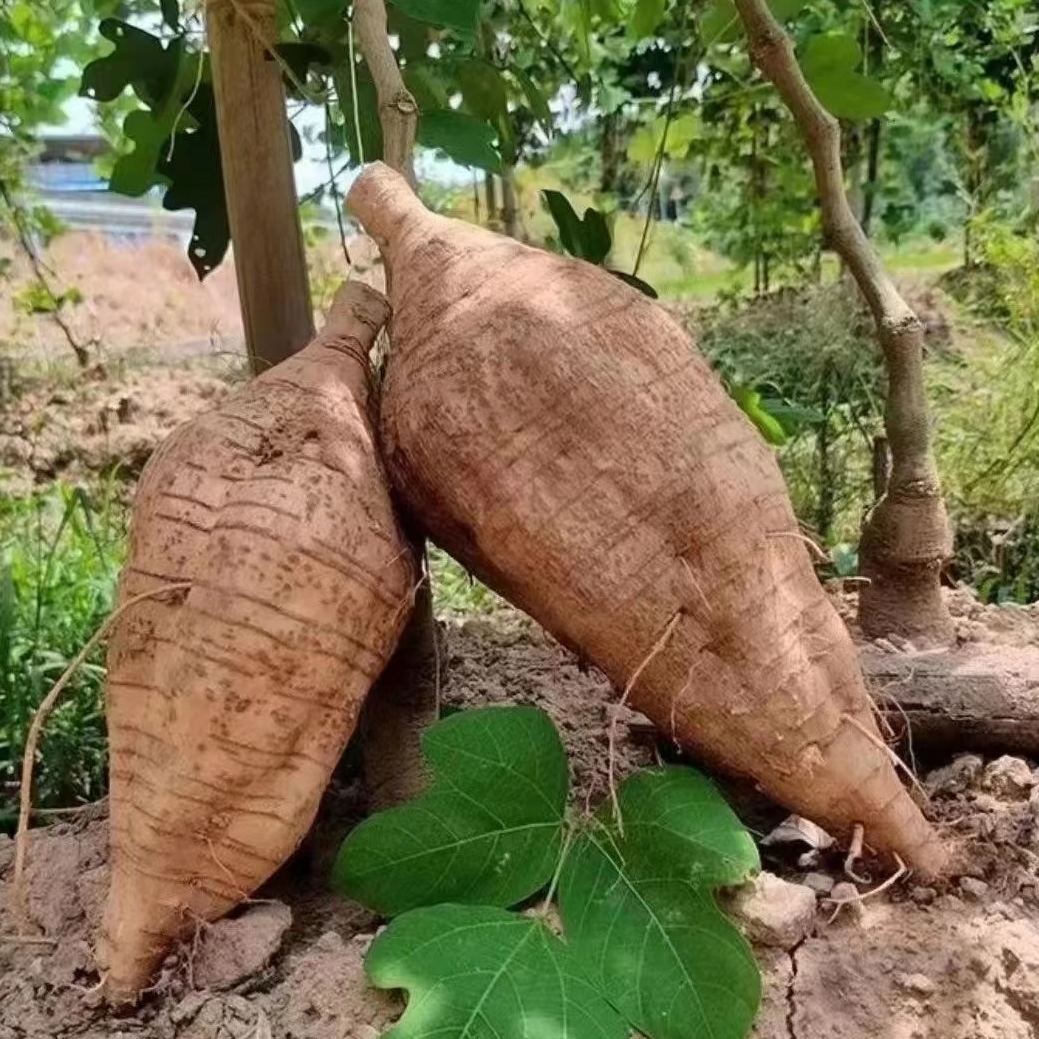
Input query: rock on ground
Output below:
<box><xmin>726</xmin><ymin>873</ymin><xmax>817</xmax><ymax>949</ymax></box>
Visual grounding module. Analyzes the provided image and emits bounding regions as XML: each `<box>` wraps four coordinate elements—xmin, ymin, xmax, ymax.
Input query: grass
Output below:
<box><xmin>429</xmin><ymin>547</ymin><xmax>501</xmax><ymax>616</ymax></box>
<box><xmin>0</xmin><ymin>482</ymin><xmax>125</xmax><ymax>829</ymax></box>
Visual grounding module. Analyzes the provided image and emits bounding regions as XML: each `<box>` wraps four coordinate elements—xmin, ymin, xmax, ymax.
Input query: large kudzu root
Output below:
<box><xmin>98</xmin><ymin>282</ymin><xmax>417</xmax><ymax>1003</ymax></box>
<box><xmin>347</xmin><ymin>161</ymin><xmax>947</xmax><ymax>879</ymax></box>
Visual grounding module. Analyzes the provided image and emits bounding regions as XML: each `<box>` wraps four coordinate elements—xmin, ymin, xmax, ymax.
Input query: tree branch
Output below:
<box><xmin>731</xmin><ymin>0</ymin><xmax>937</xmax><ymax>492</ymax></box>
<box><xmin>0</xmin><ymin>177</ymin><xmax>92</xmax><ymax>369</ymax></box>
<box><xmin>352</xmin><ymin>0</ymin><xmax>418</xmax><ymax>185</ymax></box>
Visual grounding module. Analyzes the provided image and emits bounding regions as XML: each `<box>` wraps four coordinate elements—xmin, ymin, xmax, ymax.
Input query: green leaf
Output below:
<box><xmin>79</xmin><ymin>20</ymin><xmax>179</xmax><ymax>106</ymax></box>
<box><xmin>334</xmin><ymin>706</ymin><xmax>567</xmax><ymax>916</ymax></box>
<box><xmin>157</xmin><ymin>83</ymin><xmax>229</xmax><ymax>279</ymax></box>
<box><xmin>558</xmin><ymin>769</ymin><xmax>761</xmax><ymax>1039</ymax></box>
<box><xmin>160</xmin><ymin>0</ymin><xmax>179</xmax><ymax>31</ymax></box>
<box><xmin>631</xmin><ymin>0</ymin><xmax>666</xmax><ymax>38</ymax></box>
<box><xmin>403</xmin><ymin>62</ymin><xmax>450</xmax><ymax>112</ymax></box>
<box><xmin>509</xmin><ymin>66</ymin><xmax>552</xmax><ymax>135</ymax></box>
<box><xmin>580</xmin><ymin>208</ymin><xmax>612</xmax><ymax>264</ymax></box>
<box><xmin>455</xmin><ymin>60</ymin><xmax>509</xmax><ymax>125</ymax></box>
<box><xmin>417</xmin><ymin>109</ymin><xmax>501</xmax><ymax>172</ymax></box>
<box><xmin>542</xmin><ymin>190</ymin><xmax>586</xmax><ymax>258</ymax></box>
<box><xmin>800</xmin><ymin>33</ymin><xmax>892</xmax><ymax>120</ymax></box>
<box><xmin>389</xmin><ymin>0</ymin><xmax>479</xmax><ymax>32</ymax></box>
<box><xmin>731</xmin><ymin>385</ymin><xmax>788</xmax><ymax>446</ymax></box>
<box><xmin>367</xmin><ymin>905</ymin><xmax>628</xmax><ymax>1039</ymax></box>
<box><xmin>109</xmin><ymin>42</ymin><xmax>200</xmax><ymax>198</ymax></box>
<box><xmin>295</xmin><ymin>0</ymin><xmax>345</xmax><ymax>25</ymax></box>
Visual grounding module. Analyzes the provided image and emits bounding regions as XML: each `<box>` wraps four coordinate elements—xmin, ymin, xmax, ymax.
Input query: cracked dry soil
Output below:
<box><xmin>3</xmin><ymin>611</ymin><xmax>1039</xmax><ymax>1039</ymax></box>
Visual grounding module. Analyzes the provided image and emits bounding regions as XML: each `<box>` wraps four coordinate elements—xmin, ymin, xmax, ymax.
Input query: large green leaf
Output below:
<box><xmin>509</xmin><ymin>65</ymin><xmax>553</xmax><ymax>136</ymax></box>
<box><xmin>389</xmin><ymin>0</ymin><xmax>479</xmax><ymax>32</ymax></box>
<box><xmin>455</xmin><ymin>59</ymin><xmax>510</xmax><ymax>126</ymax></box>
<box><xmin>542</xmin><ymin>191</ymin><xmax>611</xmax><ymax>264</ymax></box>
<box><xmin>800</xmin><ymin>32</ymin><xmax>892</xmax><ymax>120</ymax></box>
<box><xmin>558</xmin><ymin>769</ymin><xmax>760</xmax><ymax>1039</ymax></box>
<box><xmin>417</xmin><ymin>109</ymin><xmax>501</xmax><ymax>172</ymax></box>
<box><xmin>367</xmin><ymin>905</ymin><xmax>628</xmax><ymax>1039</ymax></box>
<box><xmin>157</xmin><ymin>83</ymin><xmax>229</xmax><ymax>279</ymax></box>
<box><xmin>334</xmin><ymin>707</ymin><xmax>567</xmax><ymax>916</ymax></box>
<box><xmin>109</xmin><ymin>42</ymin><xmax>201</xmax><ymax>197</ymax></box>
<box><xmin>631</xmin><ymin>0</ymin><xmax>666</xmax><ymax>38</ymax></box>
<box><xmin>79</xmin><ymin>19</ymin><xmax>180</xmax><ymax>106</ymax></box>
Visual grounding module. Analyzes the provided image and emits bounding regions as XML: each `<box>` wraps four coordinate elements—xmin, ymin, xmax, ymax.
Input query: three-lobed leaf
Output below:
<box><xmin>367</xmin><ymin>905</ymin><xmax>628</xmax><ymax>1039</ymax></box>
<box><xmin>334</xmin><ymin>706</ymin><xmax>567</xmax><ymax>915</ymax></box>
<box><xmin>558</xmin><ymin>770</ymin><xmax>761</xmax><ymax>1039</ymax></box>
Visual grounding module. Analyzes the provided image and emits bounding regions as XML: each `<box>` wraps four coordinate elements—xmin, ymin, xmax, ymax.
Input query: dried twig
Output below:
<box><xmin>12</xmin><ymin>582</ymin><xmax>192</xmax><ymax>931</ymax></box>
<box><xmin>844</xmin><ymin>822</ymin><xmax>869</xmax><ymax>883</ymax></box>
<box><xmin>825</xmin><ymin>853</ymin><xmax>907</xmax><ymax>923</ymax></box>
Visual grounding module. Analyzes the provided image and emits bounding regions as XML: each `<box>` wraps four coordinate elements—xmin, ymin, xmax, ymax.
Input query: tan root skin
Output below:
<box><xmin>98</xmin><ymin>282</ymin><xmax>417</xmax><ymax>1003</ymax></box>
<box><xmin>348</xmin><ymin>162</ymin><xmax>947</xmax><ymax>880</ymax></box>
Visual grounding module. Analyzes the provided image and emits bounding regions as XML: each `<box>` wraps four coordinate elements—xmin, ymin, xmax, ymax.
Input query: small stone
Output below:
<box><xmin>982</xmin><ymin>756</ymin><xmax>1034</xmax><ymax>800</ymax></box>
<box><xmin>873</xmin><ymin>637</ymin><xmax>900</xmax><ymax>653</ymax></box>
<box><xmin>829</xmin><ymin>881</ymin><xmax>864</xmax><ymax>922</ymax></box>
<box><xmin>910</xmin><ymin>886</ymin><xmax>937</xmax><ymax>906</ymax></box>
<box><xmin>802</xmin><ymin>872</ymin><xmax>835</xmax><ymax>897</ymax></box>
<box><xmin>725</xmin><ymin>873</ymin><xmax>817</xmax><ymax>949</ymax></box>
<box><xmin>170</xmin><ymin>992</ymin><xmax>210</xmax><ymax>1025</ymax></box>
<box><xmin>959</xmin><ymin>877</ymin><xmax>989</xmax><ymax>902</ymax></box>
<box><xmin>192</xmin><ymin>902</ymin><xmax>292</xmax><ymax>991</ymax></box>
<box><xmin>896</xmin><ymin>972</ymin><xmax>936</xmax><ymax>997</ymax></box>
<box><xmin>925</xmin><ymin>755</ymin><xmax>983</xmax><ymax>796</ymax></box>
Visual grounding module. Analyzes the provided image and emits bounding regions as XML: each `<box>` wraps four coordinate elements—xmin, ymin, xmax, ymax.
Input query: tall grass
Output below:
<box><xmin>0</xmin><ymin>483</ymin><xmax>125</xmax><ymax>827</ymax></box>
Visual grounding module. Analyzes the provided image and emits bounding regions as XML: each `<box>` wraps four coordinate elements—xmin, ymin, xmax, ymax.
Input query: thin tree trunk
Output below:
<box><xmin>600</xmin><ymin>111</ymin><xmax>620</xmax><ymax>195</ymax></box>
<box><xmin>353</xmin><ymin>0</ymin><xmax>439</xmax><ymax>807</ymax></box>
<box><xmin>816</xmin><ymin>362</ymin><xmax>835</xmax><ymax>543</ymax></box>
<box><xmin>206</xmin><ymin>0</ymin><xmax>313</xmax><ymax>372</ymax></box>
<box><xmin>733</xmin><ymin>0</ymin><xmax>954</xmax><ymax>646</ymax></box>
<box><xmin>484</xmin><ymin>173</ymin><xmax>499</xmax><ymax>230</ymax></box>
<box><xmin>501</xmin><ymin>164</ymin><xmax>522</xmax><ymax>239</ymax></box>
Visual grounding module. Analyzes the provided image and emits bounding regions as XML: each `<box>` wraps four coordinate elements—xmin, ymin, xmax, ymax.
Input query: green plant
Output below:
<box><xmin>428</xmin><ymin>546</ymin><xmax>500</xmax><ymax>615</ymax></box>
<box><xmin>334</xmin><ymin>705</ymin><xmax>762</xmax><ymax>1039</ymax></box>
<box><xmin>0</xmin><ymin>482</ymin><xmax>126</xmax><ymax>829</ymax></box>
<box><xmin>699</xmin><ymin>284</ymin><xmax>883</xmax><ymax>545</ymax></box>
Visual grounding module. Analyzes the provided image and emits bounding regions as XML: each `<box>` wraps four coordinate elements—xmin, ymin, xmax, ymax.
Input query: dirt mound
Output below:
<box><xmin>0</xmin><ymin>362</ymin><xmax>232</xmax><ymax>494</ymax></box>
<box><xmin>3</xmin><ymin>612</ymin><xmax>1039</xmax><ymax>1039</ymax></box>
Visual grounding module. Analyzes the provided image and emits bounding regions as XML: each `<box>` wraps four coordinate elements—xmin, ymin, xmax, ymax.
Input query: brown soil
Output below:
<box><xmin>3</xmin><ymin>610</ymin><xmax>1039</xmax><ymax>1039</ymax></box>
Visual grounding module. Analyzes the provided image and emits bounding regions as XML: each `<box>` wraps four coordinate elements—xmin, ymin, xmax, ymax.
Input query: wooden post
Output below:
<box><xmin>205</xmin><ymin>0</ymin><xmax>313</xmax><ymax>372</ymax></box>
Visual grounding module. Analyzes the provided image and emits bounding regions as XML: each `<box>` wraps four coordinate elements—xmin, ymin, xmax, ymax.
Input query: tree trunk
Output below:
<box><xmin>205</xmin><ymin>0</ymin><xmax>313</xmax><ymax>372</ymax></box>
<box><xmin>501</xmin><ymin>164</ymin><xmax>522</xmax><ymax>240</ymax></box>
<box><xmin>360</xmin><ymin>577</ymin><xmax>441</xmax><ymax>806</ymax></box>
<box><xmin>484</xmin><ymin>172</ymin><xmax>499</xmax><ymax>230</ymax></box>
<box><xmin>353</xmin><ymin>0</ymin><xmax>439</xmax><ymax>806</ymax></box>
<box><xmin>816</xmin><ymin>362</ymin><xmax>835</xmax><ymax>543</ymax></box>
<box><xmin>733</xmin><ymin>0</ymin><xmax>953</xmax><ymax>647</ymax></box>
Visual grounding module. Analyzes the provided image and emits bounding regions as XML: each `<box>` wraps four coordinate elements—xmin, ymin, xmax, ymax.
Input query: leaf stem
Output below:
<box><xmin>540</xmin><ymin>818</ymin><xmax>576</xmax><ymax>913</ymax></box>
